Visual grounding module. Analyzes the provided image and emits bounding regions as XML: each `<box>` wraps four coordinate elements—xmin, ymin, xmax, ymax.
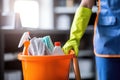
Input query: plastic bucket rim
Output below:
<box><xmin>18</xmin><ymin>53</ymin><xmax>75</xmax><ymax>61</ymax></box>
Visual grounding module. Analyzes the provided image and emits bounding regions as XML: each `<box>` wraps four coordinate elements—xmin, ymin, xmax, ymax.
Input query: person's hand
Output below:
<box><xmin>62</xmin><ymin>7</ymin><xmax>92</xmax><ymax>56</ymax></box>
<box><xmin>62</xmin><ymin>39</ymin><xmax>79</xmax><ymax>56</ymax></box>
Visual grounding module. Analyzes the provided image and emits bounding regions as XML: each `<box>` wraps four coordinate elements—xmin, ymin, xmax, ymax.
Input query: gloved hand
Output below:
<box><xmin>62</xmin><ymin>7</ymin><xmax>92</xmax><ymax>56</ymax></box>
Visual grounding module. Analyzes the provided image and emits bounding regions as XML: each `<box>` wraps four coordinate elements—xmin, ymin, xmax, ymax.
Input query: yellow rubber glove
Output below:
<box><xmin>62</xmin><ymin>7</ymin><xmax>92</xmax><ymax>56</ymax></box>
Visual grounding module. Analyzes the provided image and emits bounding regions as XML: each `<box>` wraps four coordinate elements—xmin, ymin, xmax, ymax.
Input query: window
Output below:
<box><xmin>14</xmin><ymin>0</ymin><xmax>39</xmax><ymax>28</ymax></box>
<box><xmin>14</xmin><ymin>0</ymin><xmax>53</xmax><ymax>29</ymax></box>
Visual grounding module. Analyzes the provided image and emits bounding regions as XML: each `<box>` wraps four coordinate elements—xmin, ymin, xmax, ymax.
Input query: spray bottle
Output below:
<box><xmin>18</xmin><ymin>32</ymin><xmax>31</xmax><ymax>55</ymax></box>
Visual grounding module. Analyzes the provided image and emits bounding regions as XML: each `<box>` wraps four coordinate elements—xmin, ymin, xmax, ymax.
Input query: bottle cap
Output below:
<box><xmin>54</xmin><ymin>42</ymin><xmax>61</xmax><ymax>46</ymax></box>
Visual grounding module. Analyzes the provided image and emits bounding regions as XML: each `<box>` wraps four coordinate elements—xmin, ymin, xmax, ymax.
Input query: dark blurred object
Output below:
<box><xmin>0</xmin><ymin>13</ymin><xmax>15</xmax><ymax>29</ymax></box>
<box><xmin>0</xmin><ymin>13</ymin><xmax>21</xmax><ymax>29</ymax></box>
<box><xmin>0</xmin><ymin>1</ymin><xmax>4</xmax><ymax>80</ymax></box>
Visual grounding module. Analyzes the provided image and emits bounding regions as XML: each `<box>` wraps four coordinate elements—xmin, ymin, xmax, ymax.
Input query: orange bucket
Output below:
<box><xmin>18</xmin><ymin>54</ymin><xmax>75</xmax><ymax>80</ymax></box>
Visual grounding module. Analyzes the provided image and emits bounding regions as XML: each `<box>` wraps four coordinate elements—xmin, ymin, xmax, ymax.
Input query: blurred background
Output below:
<box><xmin>0</xmin><ymin>0</ymin><xmax>98</xmax><ymax>80</ymax></box>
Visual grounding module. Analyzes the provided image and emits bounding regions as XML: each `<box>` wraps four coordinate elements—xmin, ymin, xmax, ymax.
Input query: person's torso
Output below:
<box><xmin>94</xmin><ymin>0</ymin><xmax>120</xmax><ymax>57</ymax></box>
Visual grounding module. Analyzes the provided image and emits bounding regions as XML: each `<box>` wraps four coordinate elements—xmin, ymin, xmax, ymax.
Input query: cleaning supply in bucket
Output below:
<box><xmin>28</xmin><ymin>36</ymin><xmax>54</xmax><ymax>55</ymax></box>
<box><xmin>52</xmin><ymin>41</ymin><xmax>64</xmax><ymax>55</ymax></box>
<box><xmin>28</xmin><ymin>37</ymin><xmax>47</xmax><ymax>55</ymax></box>
<box><xmin>42</xmin><ymin>36</ymin><xmax>54</xmax><ymax>53</ymax></box>
<box><xmin>18</xmin><ymin>32</ymin><xmax>31</xmax><ymax>55</ymax></box>
<box><xmin>18</xmin><ymin>32</ymin><xmax>66</xmax><ymax>56</ymax></box>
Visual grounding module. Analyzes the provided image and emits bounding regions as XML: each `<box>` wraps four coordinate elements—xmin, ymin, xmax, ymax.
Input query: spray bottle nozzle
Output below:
<box><xmin>18</xmin><ymin>32</ymin><xmax>31</xmax><ymax>48</ymax></box>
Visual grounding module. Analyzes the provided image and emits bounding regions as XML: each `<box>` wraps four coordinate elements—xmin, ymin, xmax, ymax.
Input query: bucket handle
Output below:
<box><xmin>70</xmin><ymin>50</ymin><xmax>81</xmax><ymax>80</ymax></box>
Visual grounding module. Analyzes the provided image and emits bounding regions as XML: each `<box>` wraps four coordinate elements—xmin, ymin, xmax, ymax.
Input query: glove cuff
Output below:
<box><xmin>76</xmin><ymin>7</ymin><xmax>92</xmax><ymax>17</ymax></box>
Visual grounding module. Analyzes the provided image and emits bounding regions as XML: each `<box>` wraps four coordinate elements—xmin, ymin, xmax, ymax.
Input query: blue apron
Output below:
<box><xmin>94</xmin><ymin>0</ymin><xmax>120</xmax><ymax>56</ymax></box>
<box><xmin>94</xmin><ymin>0</ymin><xmax>120</xmax><ymax>80</ymax></box>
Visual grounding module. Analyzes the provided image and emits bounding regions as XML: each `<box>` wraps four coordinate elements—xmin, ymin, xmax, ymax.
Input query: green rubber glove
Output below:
<box><xmin>62</xmin><ymin>7</ymin><xmax>92</xmax><ymax>56</ymax></box>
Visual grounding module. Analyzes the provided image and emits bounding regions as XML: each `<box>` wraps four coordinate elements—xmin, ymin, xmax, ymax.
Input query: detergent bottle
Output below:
<box><xmin>52</xmin><ymin>41</ymin><xmax>64</xmax><ymax>55</ymax></box>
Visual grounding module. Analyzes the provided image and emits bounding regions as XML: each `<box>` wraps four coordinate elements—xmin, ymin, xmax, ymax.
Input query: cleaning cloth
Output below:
<box><xmin>28</xmin><ymin>37</ymin><xmax>45</xmax><ymax>55</ymax></box>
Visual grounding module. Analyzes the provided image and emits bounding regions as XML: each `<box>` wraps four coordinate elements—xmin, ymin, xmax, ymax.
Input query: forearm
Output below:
<box><xmin>80</xmin><ymin>0</ymin><xmax>95</xmax><ymax>9</ymax></box>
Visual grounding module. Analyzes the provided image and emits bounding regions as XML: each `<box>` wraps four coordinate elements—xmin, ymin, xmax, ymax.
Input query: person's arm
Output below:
<box><xmin>80</xmin><ymin>0</ymin><xmax>95</xmax><ymax>9</ymax></box>
<box><xmin>63</xmin><ymin>0</ymin><xmax>95</xmax><ymax>56</ymax></box>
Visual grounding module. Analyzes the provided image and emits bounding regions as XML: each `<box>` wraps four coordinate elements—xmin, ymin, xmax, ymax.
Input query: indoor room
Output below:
<box><xmin>0</xmin><ymin>0</ymin><xmax>99</xmax><ymax>80</ymax></box>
